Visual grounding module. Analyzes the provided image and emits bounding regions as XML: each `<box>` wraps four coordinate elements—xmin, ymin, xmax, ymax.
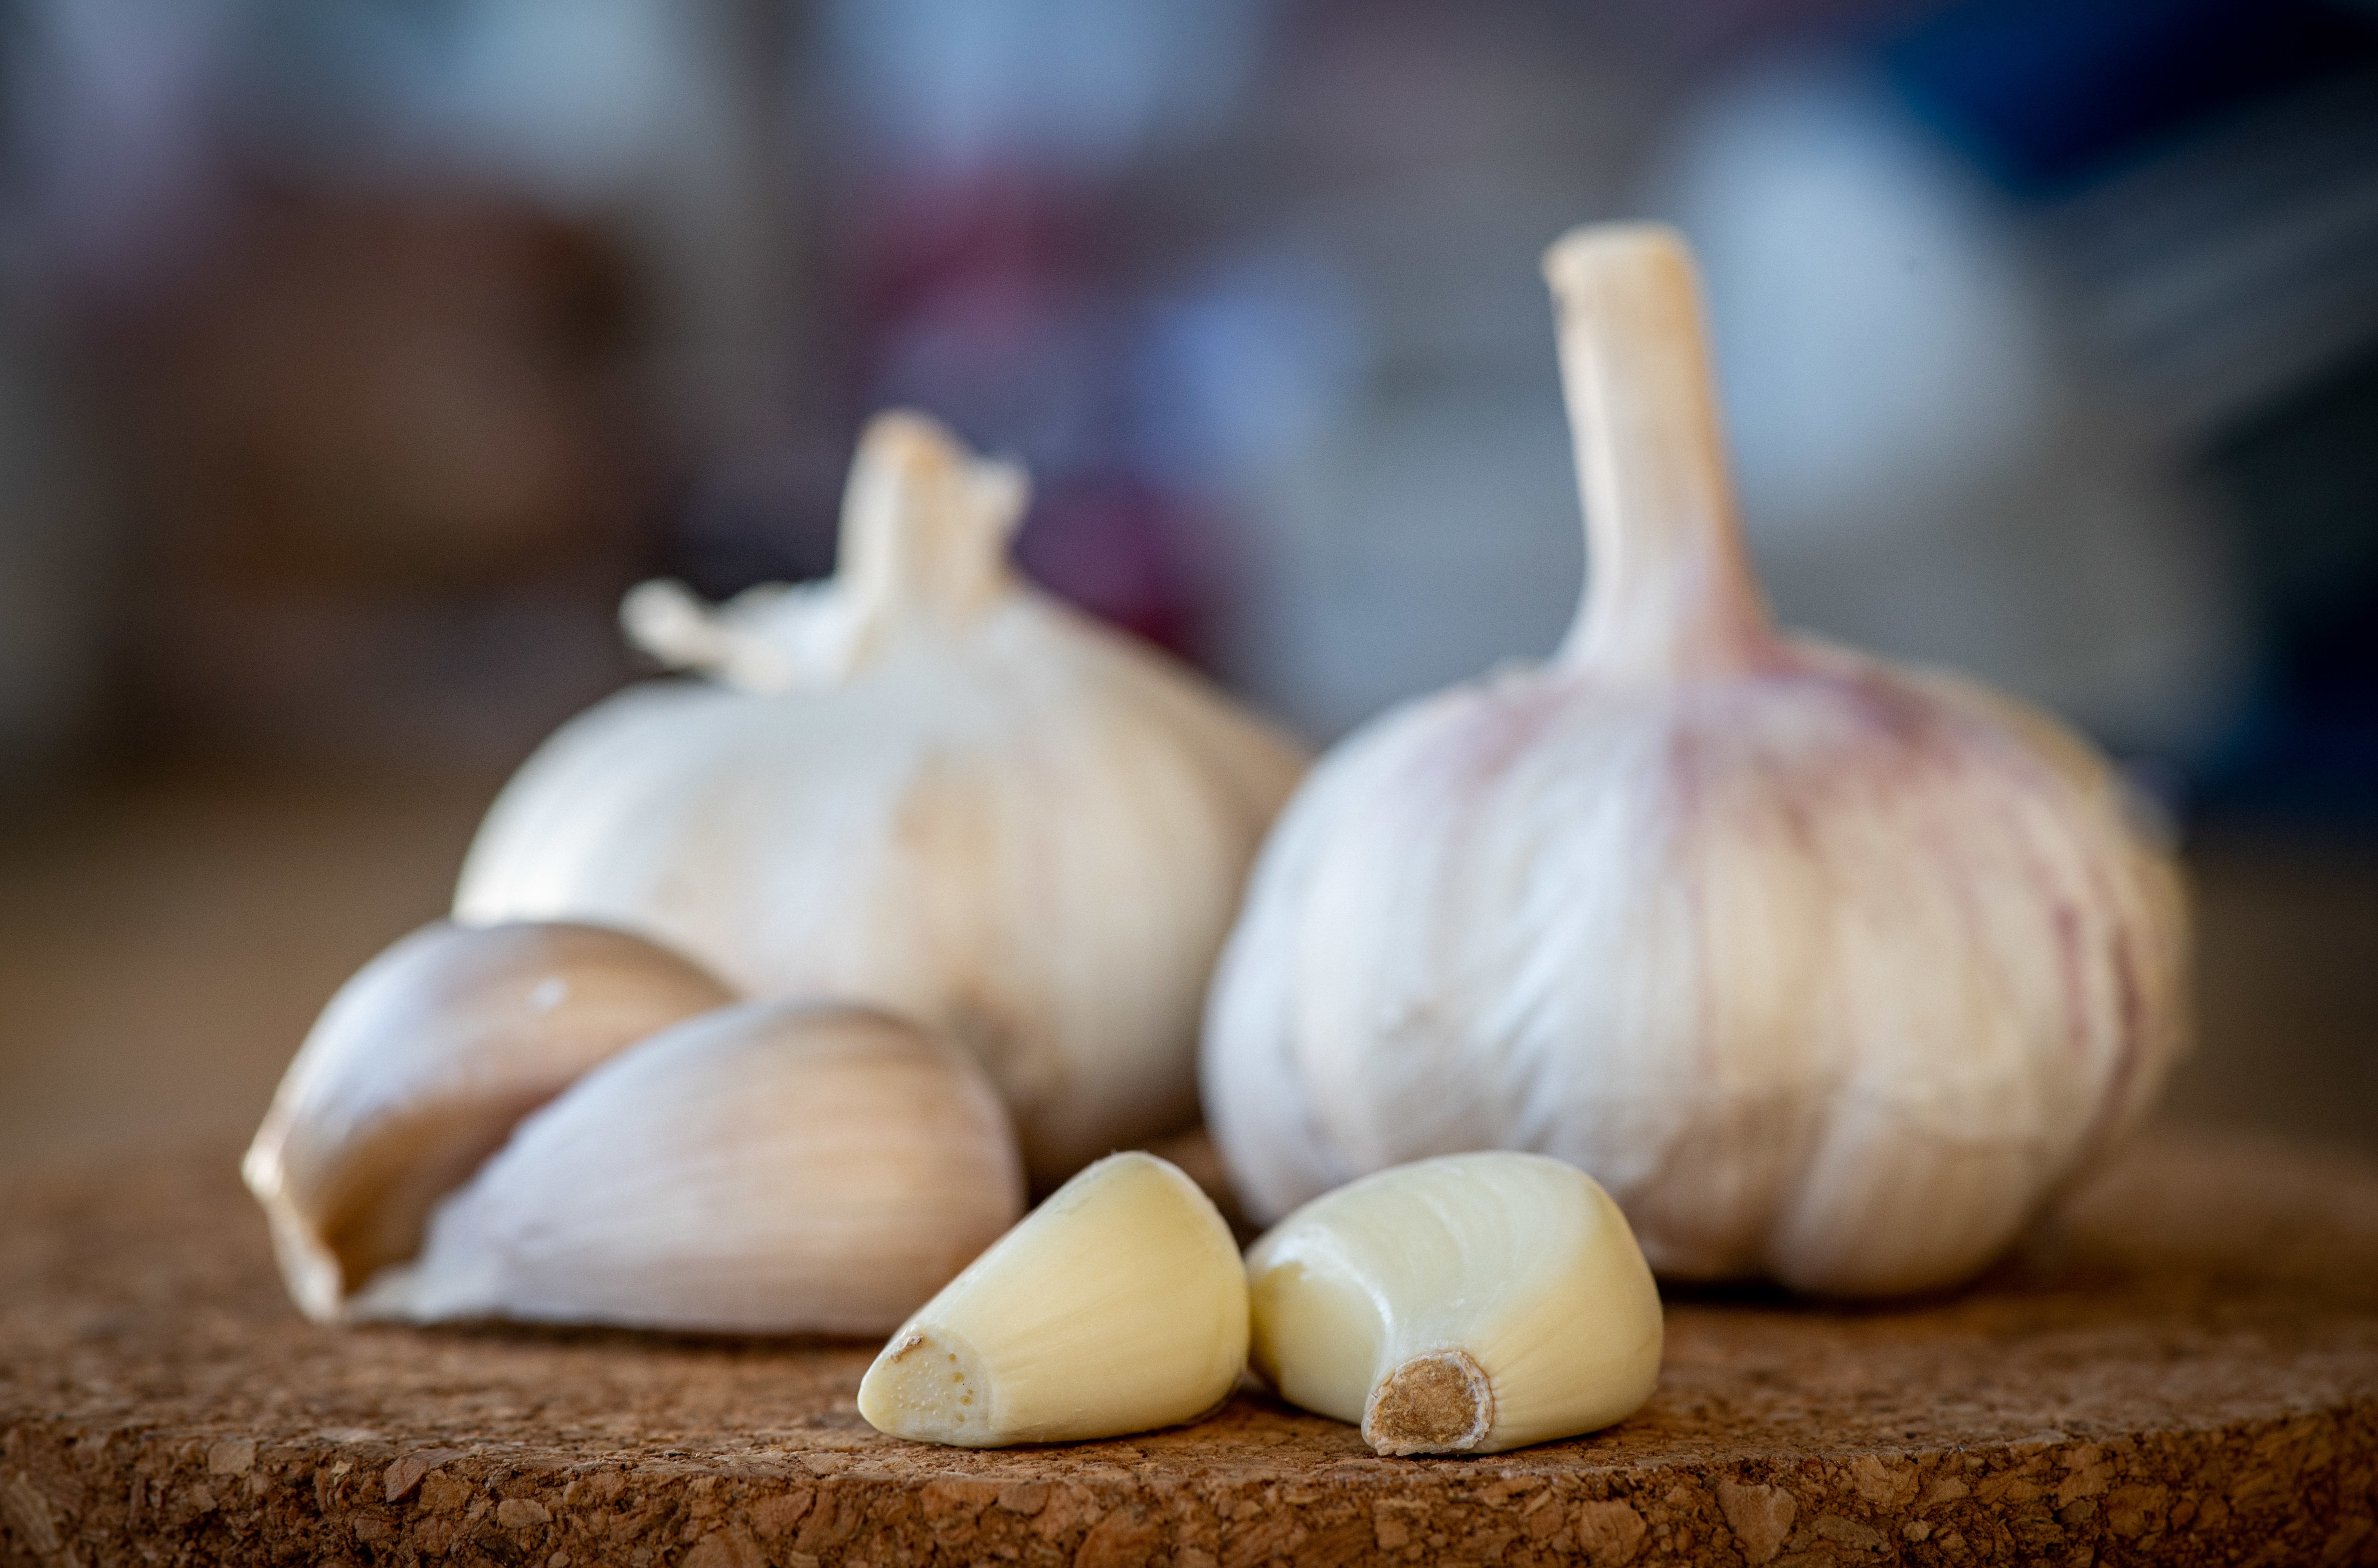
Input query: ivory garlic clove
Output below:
<box><xmin>455</xmin><ymin>411</ymin><xmax>1307</xmax><ymax>1187</ymax></box>
<box><xmin>242</xmin><ymin>920</ymin><xmax>734</xmax><ymax>1321</ymax></box>
<box><xmin>857</xmin><ymin>1151</ymin><xmax>1248</xmax><ymax>1446</ymax></box>
<box><xmin>354</xmin><ymin>1002</ymin><xmax>1024</xmax><ymax>1334</ymax></box>
<box><xmin>1246</xmin><ymin>1152</ymin><xmax>1662</xmax><ymax>1456</ymax></box>
<box><xmin>1202</xmin><ymin>223</ymin><xmax>2191</xmax><ymax>1296</ymax></box>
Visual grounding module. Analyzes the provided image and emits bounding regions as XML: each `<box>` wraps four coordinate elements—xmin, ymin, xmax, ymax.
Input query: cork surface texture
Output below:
<box><xmin>5</xmin><ymin>1128</ymin><xmax>2378</xmax><ymax>1568</ymax></box>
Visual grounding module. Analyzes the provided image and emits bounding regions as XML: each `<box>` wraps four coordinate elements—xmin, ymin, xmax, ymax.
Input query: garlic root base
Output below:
<box><xmin>1364</xmin><ymin>1349</ymin><xmax>1495</xmax><ymax>1456</ymax></box>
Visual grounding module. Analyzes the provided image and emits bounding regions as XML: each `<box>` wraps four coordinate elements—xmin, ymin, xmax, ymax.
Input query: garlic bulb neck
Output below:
<box><xmin>1545</xmin><ymin>224</ymin><xmax>1774</xmax><ymax>685</ymax></box>
<box><xmin>839</xmin><ymin>408</ymin><xmax>1029</xmax><ymax>637</ymax></box>
<box><xmin>622</xmin><ymin>410</ymin><xmax>1028</xmax><ymax>694</ymax></box>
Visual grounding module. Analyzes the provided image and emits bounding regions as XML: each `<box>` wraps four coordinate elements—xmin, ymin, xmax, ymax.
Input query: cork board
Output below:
<box><xmin>5</xmin><ymin>1128</ymin><xmax>2378</xmax><ymax>1567</ymax></box>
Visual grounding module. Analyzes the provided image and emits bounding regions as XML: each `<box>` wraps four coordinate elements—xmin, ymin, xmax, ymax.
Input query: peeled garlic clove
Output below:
<box><xmin>857</xmin><ymin>1150</ymin><xmax>1247</xmax><ymax>1446</ymax></box>
<box><xmin>1248</xmin><ymin>1152</ymin><xmax>1661</xmax><ymax>1456</ymax></box>
<box><xmin>242</xmin><ymin>920</ymin><xmax>734</xmax><ymax>1321</ymax></box>
<box><xmin>455</xmin><ymin>410</ymin><xmax>1307</xmax><ymax>1186</ymax></box>
<box><xmin>355</xmin><ymin>1002</ymin><xmax>1024</xmax><ymax>1334</ymax></box>
<box><xmin>1203</xmin><ymin>223</ymin><xmax>2191</xmax><ymax>1296</ymax></box>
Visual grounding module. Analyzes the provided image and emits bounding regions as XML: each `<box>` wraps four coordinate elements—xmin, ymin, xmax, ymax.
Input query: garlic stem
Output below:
<box><xmin>1543</xmin><ymin>223</ymin><xmax>1773</xmax><ymax>683</ymax></box>
<box><xmin>617</xmin><ymin>412</ymin><xmax>1029</xmax><ymax>690</ymax></box>
<box><xmin>839</xmin><ymin>410</ymin><xmax>1028</xmax><ymax>638</ymax></box>
<box><xmin>621</xmin><ymin>580</ymin><xmax>798</xmax><ymax>692</ymax></box>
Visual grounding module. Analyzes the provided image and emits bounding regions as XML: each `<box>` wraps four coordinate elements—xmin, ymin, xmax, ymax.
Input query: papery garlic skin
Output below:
<box><xmin>857</xmin><ymin>1151</ymin><xmax>1248</xmax><ymax>1446</ymax></box>
<box><xmin>1247</xmin><ymin>1152</ymin><xmax>1661</xmax><ymax>1455</ymax></box>
<box><xmin>455</xmin><ymin>412</ymin><xmax>1306</xmax><ymax>1186</ymax></box>
<box><xmin>1202</xmin><ymin>224</ymin><xmax>2189</xmax><ymax>1297</ymax></box>
<box><xmin>353</xmin><ymin>1002</ymin><xmax>1024</xmax><ymax>1334</ymax></box>
<box><xmin>242</xmin><ymin>920</ymin><xmax>734</xmax><ymax>1321</ymax></box>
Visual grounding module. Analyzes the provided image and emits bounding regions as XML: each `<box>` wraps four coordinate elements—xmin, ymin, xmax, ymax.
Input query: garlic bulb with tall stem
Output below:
<box><xmin>1202</xmin><ymin>223</ymin><xmax>2189</xmax><ymax>1297</ymax></box>
<box><xmin>455</xmin><ymin>412</ymin><xmax>1308</xmax><ymax>1186</ymax></box>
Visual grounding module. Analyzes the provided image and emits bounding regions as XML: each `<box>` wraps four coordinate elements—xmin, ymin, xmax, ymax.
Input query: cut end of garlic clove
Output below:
<box><xmin>243</xmin><ymin>920</ymin><xmax>736</xmax><ymax>1321</ymax></box>
<box><xmin>855</xmin><ymin>1327</ymin><xmax>998</xmax><ymax>1446</ymax></box>
<box><xmin>1247</xmin><ymin>1152</ymin><xmax>1663</xmax><ymax>1457</ymax></box>
<box><xmin>857</xmin><ymin>1149</ymin><xmax>1249</xmax><ymax>1447</ymax></box>
<box><xmin>1363</xmin><ymin>1349</ymin><xmax>1495</xmax><ymax>1457</ymax></box>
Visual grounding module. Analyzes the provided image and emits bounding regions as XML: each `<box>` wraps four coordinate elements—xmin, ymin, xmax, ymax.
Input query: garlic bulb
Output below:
<box><xmin>1203</xmin><ymin>224</ymin><xmax>2189</xmax><ymax>1296</ymax></box>
<box><xmin>856</xmin><ymin>1151</ymin><xmax>1248</xmax><ymax>1446</ymax></box>
<box><xmin>243</xmin><ymin>920</ymin><xmax>735</xmax><ymax>1321</ymax></box>
<box><xmin>354</xmin><ymin>1001</ymin><xmax>1024</xmax><ymax>1334</ymax></box>
<box><xmin>455</xmin><ymin>411</ymin><xmax>1307</xmax><ymax>1185</ymax></box>
<box><xmin>1247</xmin><ymin>1152</ymin><xmax>1662</xmax><ymax>1455</ymax></box>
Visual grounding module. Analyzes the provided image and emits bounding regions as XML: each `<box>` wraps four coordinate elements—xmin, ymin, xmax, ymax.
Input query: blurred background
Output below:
<box><xmin>2</xmin><ymin>0</ymin><xmax>2373</xmax><ymax>1173</ymax></box>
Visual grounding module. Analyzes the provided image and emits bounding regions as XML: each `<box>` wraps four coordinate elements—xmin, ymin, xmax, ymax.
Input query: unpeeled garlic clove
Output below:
<box><xmin>242</xmin><ymin>920</ymin><xmax>735</xmax><ymax>1321</ymax></box>
<box><xmin>353</xmin><ymin>1002</ymin><xmax>1025</xmax><ymax>1334</ymax></box>
<box><xmin>857</xmin><ymin>1151</ymin><xmax>1248</xmax><ymax>1446</ymax></box>
<box><xmin>1246</xmin><ymin>1152</ymin><xmax>1662</xmax><ymax>1456</ymax></box>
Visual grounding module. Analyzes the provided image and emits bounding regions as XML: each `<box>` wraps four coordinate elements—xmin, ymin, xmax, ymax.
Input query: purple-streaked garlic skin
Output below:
<box><xmin>1200</xmin><ymin>225</ymin><xmax>2189</xmax><ymax>1296</ymax></box>
<box><xmin>1203</xmin><ymin>637</ymin><xmax>2186</xmax><ymax>1295</ymax></box>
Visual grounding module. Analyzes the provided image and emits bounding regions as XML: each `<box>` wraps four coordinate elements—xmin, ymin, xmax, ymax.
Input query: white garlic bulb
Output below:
<box><xmin>243</xmin><ymin>920</ymin><xmax>735</xmax><ymax>1321</ymax></box>
<box><xmin>1247</xmin><ymin>1152</ymin><xmax>1662</xmax><ymax>1455</ymax></box>
<box><xmin>354</xmin><ymin>1001</ymin><xmax>1025</xmax><ymax>1334</ymax></box>
<box><xmin>856</xmin><ymin>1150</ymin><xmax>1248</xmax><ymax>1446</ymax></box>
<box><xmin>456</xmin><ymin>411</ymin><xmax>1307</xmax><ymax>1185</ymax></box>
<box><xmin>1203</xmin><ymin>224</ymin><xmax>2190</xmax><ymax>1296</ymax></box>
